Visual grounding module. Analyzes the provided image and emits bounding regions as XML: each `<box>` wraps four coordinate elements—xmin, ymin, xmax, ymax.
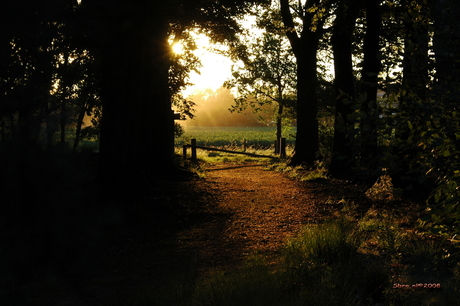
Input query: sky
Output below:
<box><xmin>180</xmin><ymin>34</ymin><xmax>234</xmax><ymax>98</ymax></box>
<box><xmin>179</xmin><ymin>16</ymin><xmax>267</xmax><ymax>98</ymax></box>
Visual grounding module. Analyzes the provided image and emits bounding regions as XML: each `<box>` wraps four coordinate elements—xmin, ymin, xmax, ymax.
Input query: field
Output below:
<box><xmin>176</xmin><ymin>126</ymin><xmax>296</xmax><ymax>150</ymax></box>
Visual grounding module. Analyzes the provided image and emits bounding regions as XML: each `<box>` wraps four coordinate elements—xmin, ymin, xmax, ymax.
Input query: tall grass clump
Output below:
<box><xmin>283</xmin><ymin>218</ymin><xmax>361</xmax><ymax>267</ymax></box>
<box><xmin>280</xmin><ymin>218</ymin><xmax>383</xmax><ymax>305</ymax></box>
<box><xmin>358</xmin><ymin>207</ymin><xmax>405</xmax><ymax>258</ymax></box>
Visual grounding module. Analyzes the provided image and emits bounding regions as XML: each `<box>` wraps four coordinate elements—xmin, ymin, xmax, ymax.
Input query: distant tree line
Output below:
<box><xmin>185</xmin><ymin>87</ymin><xmax>274</xmax><ymax>127</ymax></box>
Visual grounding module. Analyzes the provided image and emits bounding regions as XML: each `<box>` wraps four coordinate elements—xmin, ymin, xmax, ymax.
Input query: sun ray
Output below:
<box><xmin>181</xmin><ymin>33</ymin><xmax>233</xmax><ymax>97</ymax></box>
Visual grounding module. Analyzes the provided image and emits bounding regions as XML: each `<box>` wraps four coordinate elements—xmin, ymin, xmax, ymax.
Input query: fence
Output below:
<box><xmin>182</xmin><ymin>138</ymin><xmax>287</xmax><ymax>161</ymax></box>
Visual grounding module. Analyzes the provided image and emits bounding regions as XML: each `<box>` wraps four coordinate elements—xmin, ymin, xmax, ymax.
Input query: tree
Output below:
<box><xmin>0</xmin><ymin>1</ymin><xmax>100</xmax><ymax>150</ymax></box>
<box><xmin>169</xmin><ymin>27</ymin><xmax>201</xmax><ymax>122</ymax></box>
<box><xmin>422</xmin><ymin>0</ymin><xmax>460</xmax><ymax>234</ymax></box>
<box><xmin>329</xmin><ymin>0</ymin><xmax>362</xmax><ymax>175</ymax></box>
<box><xmin>396</xmin><ymin>0</ymin><xmax>431</xmax><ymax>147</ymax></box>
<box><xmin>359</xmin><ymin>0</ymin><xmax>382</xmax><ymax>165</ymax></box>
<box><xmin>72</xmin><ymin>59</ymin><xmax>101</xmax><ymax>151</ymax></box>
<box><xmin>225</xmin><ymin>30</ymin><xmax>297</xmax><ymax>149</ymax></box>
<box><xmin>83</xmin><ymin>0</ymin><xmax>265</xmax><ymax>193</ymax></box>
<box><xmin>279</xmin><ymin>0</ymin><xmax>331</xmax><ymax>166</ymax></box>
<box><xmin>0</xmin><ymin>2</ymin><xmax>105</xmax><ymax>298</ymax></box>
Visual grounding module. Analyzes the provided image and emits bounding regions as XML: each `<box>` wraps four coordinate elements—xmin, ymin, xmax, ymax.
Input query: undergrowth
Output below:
<box><xmin>266</xmin><ymin>162</ymin><xmax>329</xmax><ymax>181</ymax></box>
<box><xmin>143</xmin><ymin>157</ymin><xmax>460</xmax><ymax>306</ymax></box>
<box><xmin>119</xmin><ymin>204</ymin><xmax>460</xmax><ymax>305</ymax></box>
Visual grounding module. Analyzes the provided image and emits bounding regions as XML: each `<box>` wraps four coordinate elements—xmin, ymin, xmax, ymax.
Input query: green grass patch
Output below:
<box><xmin>176</xmin><ymin>126</ymin><xmax>295</xmax><ymax>150</ymax></box>
<box><xmin>175</xmin><ymin>126</ymin><xmax>297</xmax><ymax>164</ymax></box>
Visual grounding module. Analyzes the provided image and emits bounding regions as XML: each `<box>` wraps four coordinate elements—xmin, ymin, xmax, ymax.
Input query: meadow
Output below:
<box><xmin>176</xmin><ymin>126</ymin><xmax>296</xmax><ymax>150</ymax></box>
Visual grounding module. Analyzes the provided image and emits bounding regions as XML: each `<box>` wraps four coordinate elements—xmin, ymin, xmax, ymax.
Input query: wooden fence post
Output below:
<box><xmin>274</xmin><ymin>140</ymin><xmax>279</xmax><ymax>154</ymax></box>
<box><xmin>280</xmin><ymin>137</ymin><xmax>286</xmax><ymax>158</ymax></box>
<box><xmin>182</xmin><ymin>144</ymin><xmax>187</xmax><ymax>159</ymax></box>
<box><xmin>191</xmin><ymin>138</ymin><xmax>197</xmax><ymax>161</ymax></box>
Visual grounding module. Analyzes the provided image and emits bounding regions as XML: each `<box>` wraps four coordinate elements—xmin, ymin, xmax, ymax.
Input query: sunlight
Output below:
<box><xmin>182</xmin><ymin>33</ymin><xmax>233</xmax><ymax>97</ymax></box>
<box><xmin>172</xmin><ymin>42</ymin><xmax>184</xmax><ymax>55</ymax></box>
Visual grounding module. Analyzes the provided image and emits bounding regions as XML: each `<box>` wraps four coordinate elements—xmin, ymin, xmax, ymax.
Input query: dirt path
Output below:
<box><xmin>27</xmin><ymin>161</ymin><xmax>370</xmax><ymax>305</ymax></box>
<box><xmin>175</xmin><ymin>162</ymin><xmax>347</xmax><ymax>274</ymax></box>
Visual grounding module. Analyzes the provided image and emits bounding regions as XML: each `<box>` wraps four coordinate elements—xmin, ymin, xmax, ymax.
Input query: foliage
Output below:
<box><xmin>283</xmin><ymin>218</ymin><xmax>363</xmax><ymax>267</ymax></box>
<box><xmin>169</xmin><ymin>28</ymin><xmax>200</xmax><ymax>121</ymax></box>
<box><xmin>127</xmin><ymin>207</ymin><xmax>460</xmax><ymax>306</ymax></box>
<box><xmin>0</xmin><ymin>1</ymin><xmax>101</xmax><ymax>150</ymax></box>
<box><xmin>365</xmin><ymin>173</ymin><xmax>402</xmax><ymax>204</ymax></box>
<box><xmin>224</xmin><ymin>12</ymin><xmax>297</xmax><ymax>140</ymax></box>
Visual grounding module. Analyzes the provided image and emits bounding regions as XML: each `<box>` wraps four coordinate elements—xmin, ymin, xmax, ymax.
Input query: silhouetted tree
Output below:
<box><xmin>359</xmin><ymin>0</ymin><xmax>382</xmax><ymax>165</ymax></box>
<box><xmin>329</xmin><ymin>0</ymin><xmax>362</xmax><ymax>175</ymax></box>
<box><xmin>225</xmin><ymin>31</ymin><xmax>297</xmax><ymax>146</ymax></box>
<box><xmin>84</xmin><ymin>0</ymin><xmax>265</xmax><ymax>193</ymax></box>
<box><xmin>279</xmin><ymin>0</ymin><xmax>331</xmax><ymax>166</ymax></box>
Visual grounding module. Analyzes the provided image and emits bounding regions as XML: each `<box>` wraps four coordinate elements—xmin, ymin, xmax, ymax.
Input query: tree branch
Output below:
<box><xmin>279</xmin><ymin>0</ymin><xmax>300</xmax><ymax>56</ymax></box>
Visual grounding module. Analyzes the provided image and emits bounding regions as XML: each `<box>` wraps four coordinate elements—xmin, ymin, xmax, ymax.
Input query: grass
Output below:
<box><xmin>175</xmin><ymin>126</ymin><xmax>297</xmax><ymax>167</ymax></box>
<box><xmin>125</xmin><ymin>199</ymin><xmax>460</xmax><ymax>306</ymax></box>
<box><xmin>172</xmin><ymin>129</ymin><xmax>460</xmax><ymax>305</ymax></box>
<box><xmin>176</xmin><ymin>126</ymin><xmax>295</xmax><ymax>151</ymax></box>
<box><xmin>266</xmin><ymin>162</ymin><xmax>329</xmax><ymax>181</ymax></box>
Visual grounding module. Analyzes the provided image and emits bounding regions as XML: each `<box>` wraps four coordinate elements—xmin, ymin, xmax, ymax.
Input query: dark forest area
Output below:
<box><xmin>1</xmin><ymin>0</ymin><xmax>460</xmax><ymax>304</ymax></box>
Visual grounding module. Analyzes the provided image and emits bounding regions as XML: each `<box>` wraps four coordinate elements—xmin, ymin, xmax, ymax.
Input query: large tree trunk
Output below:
<box><xmin>360</xmin><ymin>0</ymin><xmax>381</xmax><ymax>165</ymax></box>
<box><xmin>280</xmin><ymin>0</ymin><xmax>322</xmax><ymax>167</ymax></box>
<box><xmin>290</xmin><ymin>47</ymin><xmax>320</xmax><ymax>166</ymax></box>
<box><xmin>96</xmin><ymin>1</ymin><xmax>175</xmax><ymax>193</ymax></box>
<box><xmin>432</xmin><ymin>0</ymin><xmax>460</xmax><ymax>151</ymax></box>
<box><xmin>329</xmin><ymin>0</ymin><xmax>361</xmax><ymax>176</ymax></box>
<box><xmin>432</xmin><ymin>0</ymin><xmax>460</xmax><ymax>100</ymax></box>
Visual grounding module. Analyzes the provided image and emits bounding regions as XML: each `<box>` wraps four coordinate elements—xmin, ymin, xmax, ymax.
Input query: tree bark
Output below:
<box><xmin>276</xmin><ymin>103</ymin><xmax>283</xmax><ymax>147</ymax></box>
<box><xmin>432</xmin><ymin>0</ymin><xmax>460</xmax><ymax>151</ymax></box>
<box><xmin>329</xmin><ymin>0</ymin><xmax>361</xmax><ymax>175</ymax></box>
<box><xmin>360</xmin><ymin>0</ymin><xmax>381</xmax><ymax>165</ymax></box>
<box><xmin>432</xmin><ymin>0</ymin><xmax>460</xmax><ymax>100</ymax></box>
<box><xmin>280</xmin><ymin>0</ymin><xmax>322</xmax><ymax>167</ymax></box>
<box><xmin>95</xmin><ymin>0</ymin><xmax>176</xmax><ymax>193</ymax></box>
<box><xmin>401</xmin><ymin>0</ymin><xmax>430</xmax><ymax>100</ymax></box>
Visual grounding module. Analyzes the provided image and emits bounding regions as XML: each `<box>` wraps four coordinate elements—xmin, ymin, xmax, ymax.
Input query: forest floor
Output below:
<box><xmin>21</xmin><ymin>161</ymin><xmax>421</xmax><ymax>305</ymax></box>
